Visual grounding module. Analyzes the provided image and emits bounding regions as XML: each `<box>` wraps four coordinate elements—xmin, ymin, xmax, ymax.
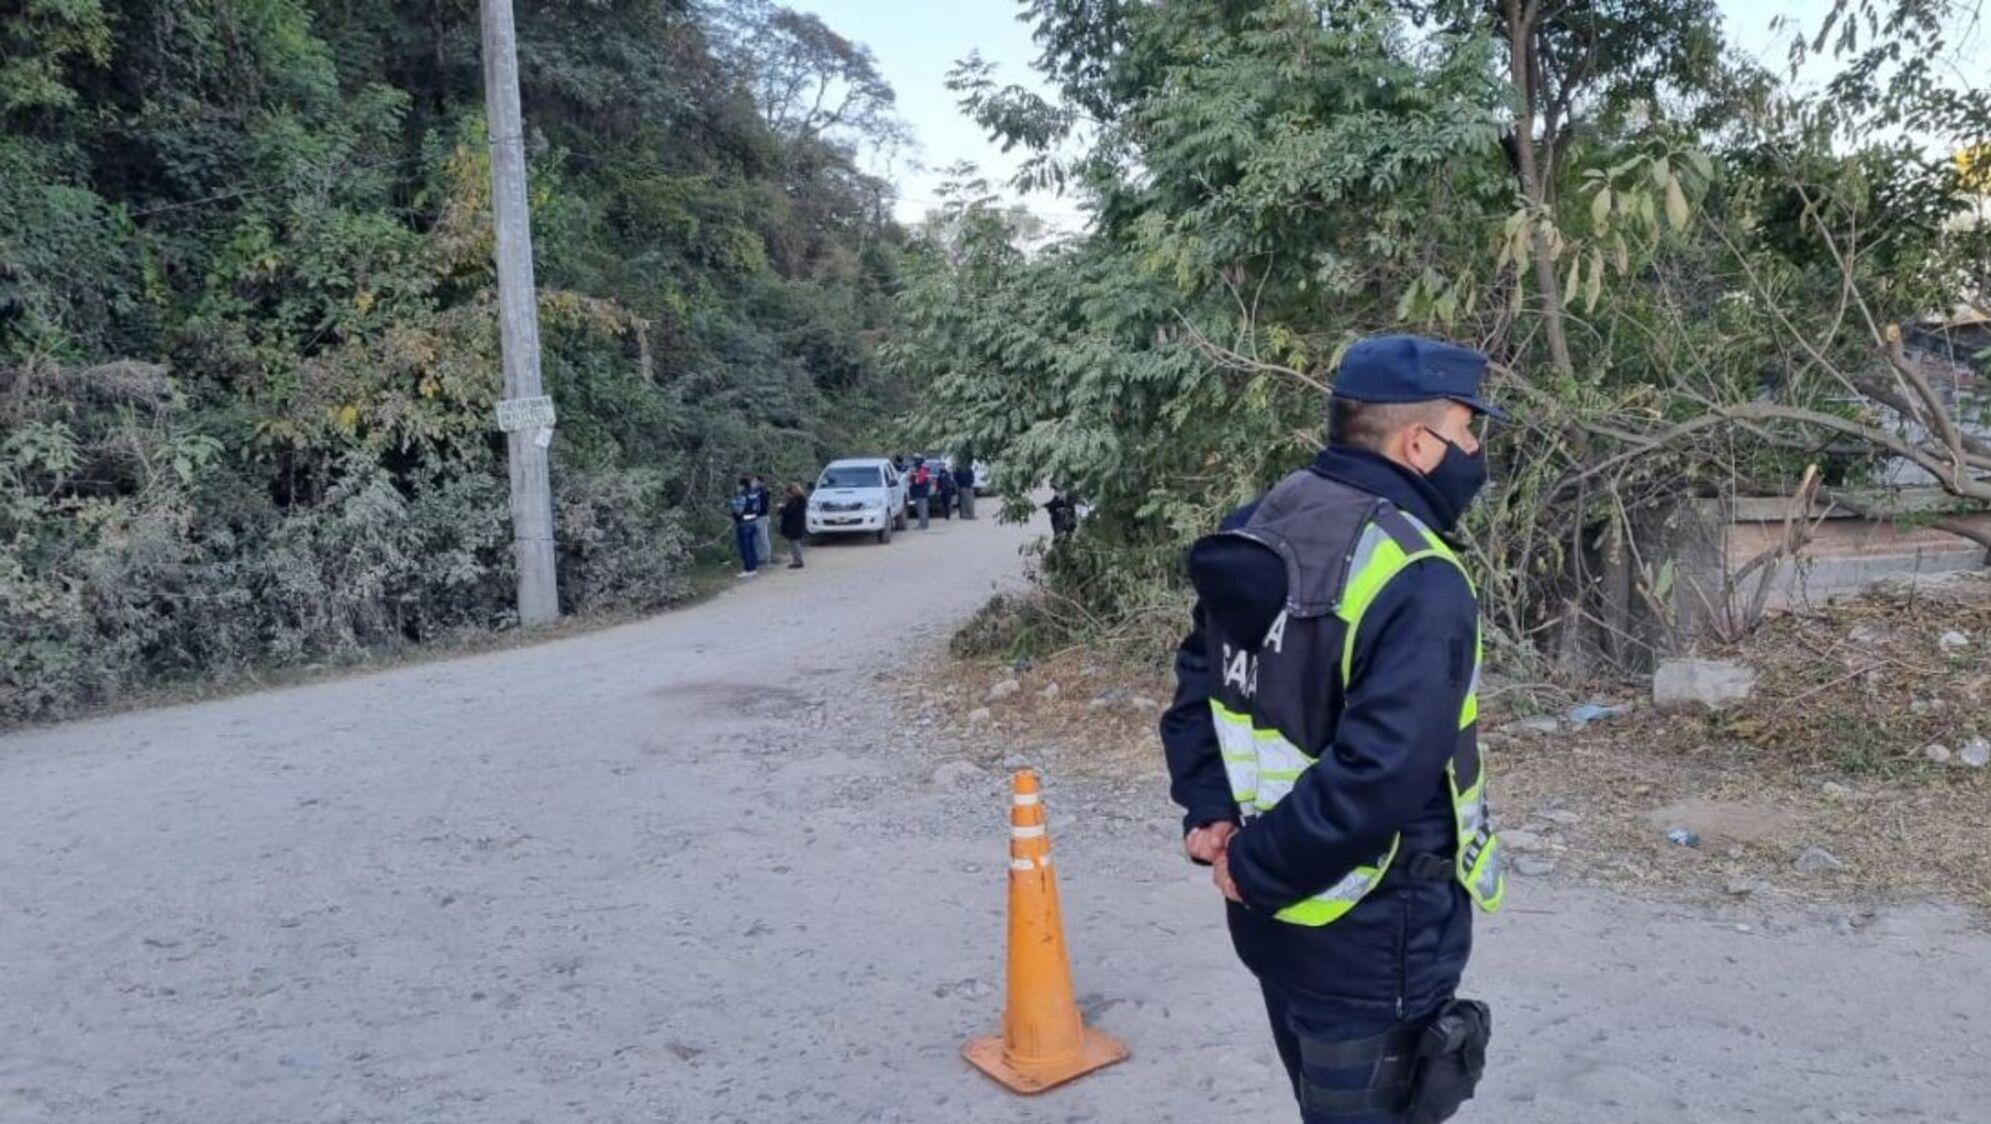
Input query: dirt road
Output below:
<box><xmin>4</xmin><ymin>511</ymin><xmax>1989</xmax><ymax>1122</ymax></box>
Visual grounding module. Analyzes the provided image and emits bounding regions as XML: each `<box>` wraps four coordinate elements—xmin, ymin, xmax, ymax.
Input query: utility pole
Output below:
<box><xmin>480</xmin><ymin>0</ymin><xmax>560</xmax><ymax>626</ymax></box>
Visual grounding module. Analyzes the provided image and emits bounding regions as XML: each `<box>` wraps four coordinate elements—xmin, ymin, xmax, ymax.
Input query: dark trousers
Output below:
<box><xmin>1236</xmin><ymin>878</ymin><xmax>1469</xmax><ymax>1124</ymax></box>
<box><xmin>734</xmin><ymin>522</ymin><xmax>759</xmax><ymax>572</ymax></box>
<box><xmin>1261</xmin><ymin>983</ymin><xmax>1429</xmax><ymax>1124</ymax></box>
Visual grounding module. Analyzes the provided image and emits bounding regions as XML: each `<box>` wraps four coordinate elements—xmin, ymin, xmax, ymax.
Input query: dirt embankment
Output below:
<box><xmin>920</xmin><ymin>573</ymin><xmax>1991</xmax><ymax>912</ymax></box>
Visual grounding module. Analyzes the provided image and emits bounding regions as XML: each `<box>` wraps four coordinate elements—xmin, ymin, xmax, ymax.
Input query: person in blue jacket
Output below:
<box><xmin>728</xmin><ymin>476</ymin><xmax>761</xmax><ymax>578</ymax></box>
<box><xmin>1162</xmin><ymin>335</ymin><xmax>1507</xmax><ymax>1123</ymax></box>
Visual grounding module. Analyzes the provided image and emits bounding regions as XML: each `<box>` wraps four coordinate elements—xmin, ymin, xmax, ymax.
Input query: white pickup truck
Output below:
<box><xmin>806</xmin><ymin>458</ymin><xmax>908</xmax><ymax>543</ymax></box>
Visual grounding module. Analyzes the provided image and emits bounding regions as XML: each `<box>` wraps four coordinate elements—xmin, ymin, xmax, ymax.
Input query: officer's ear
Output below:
<box><xmin>1389</xmin><ymin>422</ymin><xmax>1440</xmax><ymax>475</ymax></box>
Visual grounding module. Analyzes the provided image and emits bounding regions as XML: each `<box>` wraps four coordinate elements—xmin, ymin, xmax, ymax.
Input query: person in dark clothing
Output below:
<box><xmin>778</xmin><ymin>482</ymin><xmax>808</xmax><ymax>569</ymax></box>
<box><xmin>1044</xmin><ymin>489</ymin><xmax>1078</xmax><ymax>539</ymax></box>
<box><xmin>1163</xmin><ymin>335</ymin><xmax>1508</xmax><ymax>1123</ymax></box>
<box><xmin>749</xmin><ymin>475</ymin><xmax>773</xmax><ymax>568</ymax></box>
<box><xmin>727</xmin><ymin>475</ymin><xmax>760</xmax><ymax>577</ymax></box>
<box><xmin>935</xmin><ymin>468</ymin><xmax>958</xmax><ymax>520</ymax></box>
<box><xmin>907</xmin><ymin>457</ymin><xmax>933</xmax><ymax>530</ymax></box>
<box><xmin>953</xmin><ymin>459</ymin><xmax>977</xmax><ymax>520</ymax></box>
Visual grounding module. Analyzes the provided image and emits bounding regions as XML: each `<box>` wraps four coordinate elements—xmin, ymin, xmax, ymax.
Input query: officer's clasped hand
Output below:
<box><xmin>1211</xmin><ymin>853</ymin><xmax>1244</xmax><ymax>904</ymax></box>
<box><xmin>1183</xmin><ymin>820</ymin><xmax>1236</xmax><ymax>865</ymax></box>
<box><xmin>1185</xmin><ymin>821</ymin><xmax>1246</xmax><ymax>904</ymax></box>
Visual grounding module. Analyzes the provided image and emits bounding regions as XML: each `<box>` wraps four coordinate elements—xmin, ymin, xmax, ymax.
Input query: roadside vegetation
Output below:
<box><xmin>1</xmin><ymin>1</ymin><xmax>907</xmax><ymax>723</ymax></box>
<box><xmin>898</xmin><ymin>0</ymin><xmax>1990</xmax><ymax>674</ymax></box>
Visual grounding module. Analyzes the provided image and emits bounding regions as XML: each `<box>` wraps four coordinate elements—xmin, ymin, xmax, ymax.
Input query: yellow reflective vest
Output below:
<box><xmin>1202</xmin><ymin>469</ymin><xmax>1505</xmax><ymax>926</ymax></box>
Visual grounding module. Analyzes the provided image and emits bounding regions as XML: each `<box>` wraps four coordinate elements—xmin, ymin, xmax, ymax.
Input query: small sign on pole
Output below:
<box><xmin>495</xmin><ymin>395</ymin><xmax>556</xmax><ymax>433</ymax></box>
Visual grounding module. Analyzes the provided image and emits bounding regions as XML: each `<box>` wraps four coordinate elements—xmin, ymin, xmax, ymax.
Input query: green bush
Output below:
<box><xmin>0</xmin><ymin>1</ymin><xmax>907</xmax><ymax>724</ymax></box>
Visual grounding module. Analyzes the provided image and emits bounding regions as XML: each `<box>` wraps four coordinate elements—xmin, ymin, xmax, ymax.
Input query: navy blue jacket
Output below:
<box><xmin>1162</xmin><ymin>446</ymin><xmax>1476</xmax><ymax>1005</ymax></box>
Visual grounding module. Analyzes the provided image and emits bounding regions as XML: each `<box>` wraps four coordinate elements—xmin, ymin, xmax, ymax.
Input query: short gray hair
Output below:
<box><xmin>1326</xmin><ymin>397</ymin><xmax>1453</xmax><ymax>452</ymax></box>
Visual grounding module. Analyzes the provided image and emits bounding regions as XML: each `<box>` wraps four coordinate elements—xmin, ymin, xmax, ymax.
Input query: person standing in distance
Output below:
<box><xmin>1044</xmin><ymin>487</ymin><xmax>1078</xmax><ymax>540</ymax></box>
<box><xmin>728</xmin><ymin>475</ymin><xmax>761</xmax><ymax>578</ymax></box>
<box><xmin>749</xmin><ymin>474</ymin><xmax>774</xmax><ymax>568</ymax></box>
<box><xmin>936</xmin><ymin>465</ymin><xmax>958</xmax><ymax>521</ymax></box>
<box><xmin>779</xmin><ymin>482</ymin><xmax>808</xmax><ymax>569</ymax></box>
<box><xmin>908</xmin><ymin>456</ymin><xmax>933</xmax><ymax>530</ymax></box>
<box><xmin>1162</xmin><ymin>335</ymin><xmax>1507</xmax><ymax>1123</ymax></box>
<box><xmin>953</xmin><ymin>457</ymin><xmax>977</xmax><ymax>520</ymax></box>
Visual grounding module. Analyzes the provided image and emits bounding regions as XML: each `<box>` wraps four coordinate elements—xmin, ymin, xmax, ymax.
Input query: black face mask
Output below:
<box><xmin>1418</xmin><ymin>427</ymin><xmax>1488</xmax><ymax>531</ymax></box>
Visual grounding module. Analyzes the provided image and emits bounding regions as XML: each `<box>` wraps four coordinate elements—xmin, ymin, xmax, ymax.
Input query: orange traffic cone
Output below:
<box><xmin>963</xmin><ymin>769</ymin><xmax>1129</xmax><ymax>1094</ymax></box>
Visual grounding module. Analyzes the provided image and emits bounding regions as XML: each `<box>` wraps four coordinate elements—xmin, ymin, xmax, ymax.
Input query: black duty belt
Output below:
<box><xmin>1394</xmin><ymin>851</ymin><xmax>1453</xmax><ymax>881</ymax></box>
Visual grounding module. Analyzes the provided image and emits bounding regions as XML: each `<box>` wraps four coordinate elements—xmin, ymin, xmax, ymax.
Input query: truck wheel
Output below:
<box><xmin>877</xmin><ymin>522</ymin><xmax>893</xmax><ymax>544</ymax></box>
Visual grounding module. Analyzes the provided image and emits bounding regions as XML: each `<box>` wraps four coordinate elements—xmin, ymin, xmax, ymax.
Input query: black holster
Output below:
<box><xmin>1294</xmin><ymin>998</ymin><xmax>1490</xmax><ymax>1122</ymax></box>
<box><xmin>1405</xmin><ymin>998</ymin><xmax>1491</xmax><ymax>1124</ymax></box>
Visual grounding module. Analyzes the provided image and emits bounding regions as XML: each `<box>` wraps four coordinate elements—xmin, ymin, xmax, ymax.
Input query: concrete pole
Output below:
<box><xmin>480</xmin><ymin>0</ymin><xmax>560</xmax><ymax>626</ymax></box>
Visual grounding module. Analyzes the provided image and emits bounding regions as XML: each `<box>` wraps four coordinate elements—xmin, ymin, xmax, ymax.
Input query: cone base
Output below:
<box><xmin>962</xmin><ymin>1025</ymin><xmax>1129</xmax><ymax>1094</ymax></box>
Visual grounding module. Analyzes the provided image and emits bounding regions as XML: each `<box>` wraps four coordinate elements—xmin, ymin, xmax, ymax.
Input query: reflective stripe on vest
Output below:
<box><xmin>1210</xmin><ymin>508</ymin><xmax>1505</xmax><ymax>926</ymax></box>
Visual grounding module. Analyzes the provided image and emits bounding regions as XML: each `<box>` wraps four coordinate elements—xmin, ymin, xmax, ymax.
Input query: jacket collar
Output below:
<box><xmin>1309</xmin><ymin>446</ymin><xmax>1455</xmax><ymax>533</ymax></box>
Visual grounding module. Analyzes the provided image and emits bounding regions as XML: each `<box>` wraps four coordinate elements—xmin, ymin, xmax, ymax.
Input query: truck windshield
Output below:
<box><xmin>818</xmin><ymin>466</ymin><xmax>883</xmax><ymax>489</ymax></box>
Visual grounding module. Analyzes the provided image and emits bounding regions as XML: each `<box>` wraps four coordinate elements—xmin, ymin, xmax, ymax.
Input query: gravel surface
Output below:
<box><xmin>4</xmin><ymin>511</ymin><xmax>1990</xmax><ymax>1122</ymax></box>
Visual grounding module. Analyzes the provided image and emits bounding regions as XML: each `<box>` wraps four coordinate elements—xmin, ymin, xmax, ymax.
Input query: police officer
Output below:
<box><xmin>1162</xmin><ymin>335</ymin><xmax>1506</xmax><ymax>1123</ymax></box>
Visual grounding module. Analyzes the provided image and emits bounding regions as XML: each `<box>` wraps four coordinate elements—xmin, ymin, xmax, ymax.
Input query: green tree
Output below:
<box><xmin>0</xmin><ymin>0</ymin><xmax>915</xmax><ymax>722</ymax></box>
<box><xmin>896</xmin><ymin>0</ymin><xmax>1989</xmax><ymax>668</ymax></box>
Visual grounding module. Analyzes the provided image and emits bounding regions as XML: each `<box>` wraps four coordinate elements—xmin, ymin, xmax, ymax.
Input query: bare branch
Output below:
<box><xmin>1172</xmin><ymin>312</ymin><xmax>1331</xmax><ymax>394</ymax></box>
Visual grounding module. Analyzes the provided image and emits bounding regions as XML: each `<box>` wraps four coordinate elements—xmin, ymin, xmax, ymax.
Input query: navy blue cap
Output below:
<box><xmin>1331</xmin><ymin>335</ymin><xmax>1509</xmax><ymax>421</ymax></box>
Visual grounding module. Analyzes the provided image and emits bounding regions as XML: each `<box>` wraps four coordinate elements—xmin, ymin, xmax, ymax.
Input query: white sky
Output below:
<box><xmin>788</xmin><ymin>0</ymin><xmax>1986</xmax><ymax>230</ymax></box>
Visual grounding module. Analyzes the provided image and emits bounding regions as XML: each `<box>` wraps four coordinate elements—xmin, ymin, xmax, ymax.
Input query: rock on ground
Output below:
<box><xmin>1652</xmin><ymin>658</ymin><xmax>1756</xmax><ymax>712</ymax></box>
<box><xmin>1501</xmin><ymin>829</ymin><xmax>1547</xmax><ymax>852</ymax></box>
<box><xmin>1960</xmin><ymin>737</ymin><xmax>1989</xmax><ymax>769</ymax></box>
